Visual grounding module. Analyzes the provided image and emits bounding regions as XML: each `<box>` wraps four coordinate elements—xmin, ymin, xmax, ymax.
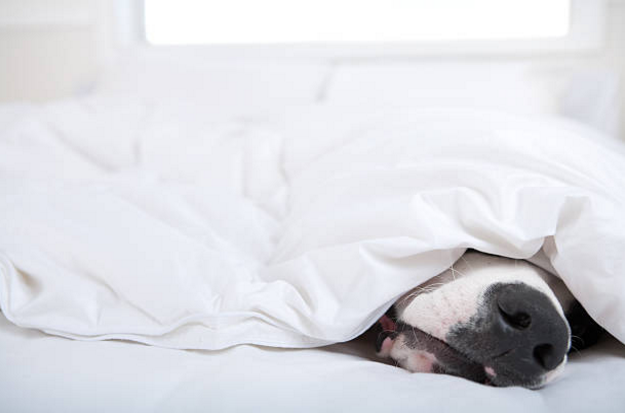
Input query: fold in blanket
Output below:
<box><xmin>1</xmin><ymin>101</ymin><xmax>624</xmax><ymax>349</ymax></box>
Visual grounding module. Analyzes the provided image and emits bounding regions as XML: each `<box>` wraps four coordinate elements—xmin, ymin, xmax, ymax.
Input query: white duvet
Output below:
<box><xmin>0</xmin><ymin>98</ymin><xmax>624</xmax><ymax>349</ymax></box>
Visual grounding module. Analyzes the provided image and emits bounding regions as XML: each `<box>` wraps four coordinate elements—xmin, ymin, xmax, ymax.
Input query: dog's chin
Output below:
<box><xmin>484</xmin><ymin>358</ymin><xmax>567</xmax><ymax>389</ymax></box>
<box><xmin>390</xmin><ymin>325</ymin><xmax>566</xmax><ymax>389</ymax></box>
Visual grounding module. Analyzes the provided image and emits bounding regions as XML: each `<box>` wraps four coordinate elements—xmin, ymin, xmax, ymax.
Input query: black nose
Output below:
<box><xmin>493</xmin><ymin>283</ymin><xmax>570</xmax><ymax>373</ymax></box>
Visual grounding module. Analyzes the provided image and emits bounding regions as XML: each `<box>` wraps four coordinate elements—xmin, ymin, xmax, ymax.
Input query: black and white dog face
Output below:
<box><xmin>376</xmin><ymin>251</ymin><xmax>603</xmax><ymax>389</ymax></box>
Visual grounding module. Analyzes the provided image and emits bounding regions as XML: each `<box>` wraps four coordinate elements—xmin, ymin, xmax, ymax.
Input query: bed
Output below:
<box><xmin>1</xmin><ymin>55</ymin><xmax>624</xmax><ymax>412</ymax></box>
<box><xmin>1</xmin><ymin>315</ymin><xmax>624</xmax><ymax>413</ymax></box>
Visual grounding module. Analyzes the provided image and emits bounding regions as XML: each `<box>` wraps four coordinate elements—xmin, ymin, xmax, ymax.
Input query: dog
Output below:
<box><xmin>375</xmin><ymin>250</ymin><xmax>603</xmax><ymax>389</ymax></box>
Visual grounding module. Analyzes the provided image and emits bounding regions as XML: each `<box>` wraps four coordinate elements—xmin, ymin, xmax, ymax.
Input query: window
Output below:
<box><xmin>144</xmin><ymin>0</ymin><xmax>571</xmax><ymax>45</ymax></box>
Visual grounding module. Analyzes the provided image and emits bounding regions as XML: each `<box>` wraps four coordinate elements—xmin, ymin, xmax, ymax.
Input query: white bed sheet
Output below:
<box><xmin>1</xmin><ymin>314</ymin><xmax>624</xmax><ymax>413</ymax></box>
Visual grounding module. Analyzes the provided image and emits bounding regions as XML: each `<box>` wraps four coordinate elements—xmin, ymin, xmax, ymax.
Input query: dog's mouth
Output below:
<box><xmin>393</xmin><ymin>321</ymin><xmax>490</xmax><ymax>385</ymax></box>
<box><xmin>377</xmin><ymin>317</ymin><xmax>549</xmax><ymax>388</ymax></box>
<box><xmin>376</xmin><ymin>315</ymin><xmax>488</xmax><ymax>384</ymax></box>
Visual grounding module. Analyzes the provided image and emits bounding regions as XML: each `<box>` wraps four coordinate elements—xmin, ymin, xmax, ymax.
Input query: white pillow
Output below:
<box><xmin>559</xmin><ymin>68</ymin><xmax>622</xmax><ymax>137</ymax></box>
<box><xmin>323</xmin><ymin>61</ymin><xmax>563</xmax><ymax>115</ymax></box>
<box><xmin>93</xmin><ymin>50</ymin><xmax>330</xmax><ymax>112</ymax></box>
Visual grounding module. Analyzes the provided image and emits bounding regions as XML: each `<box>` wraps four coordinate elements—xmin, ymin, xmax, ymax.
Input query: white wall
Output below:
<box><xmin>602</xmin><ymin>0</ymin><xmax>625</xmax><ymax>138</ymax></box>
<box><xmin>0</xmin><ymin>0</ymin><xmax>98</xmax><ymax>102</ymax></box>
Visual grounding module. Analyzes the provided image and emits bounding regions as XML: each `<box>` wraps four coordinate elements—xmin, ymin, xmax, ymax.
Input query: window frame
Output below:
<box><xmin>108</xmin><ymin>0</ymin><xmax>607</xmax><ymax>59</ymax></box>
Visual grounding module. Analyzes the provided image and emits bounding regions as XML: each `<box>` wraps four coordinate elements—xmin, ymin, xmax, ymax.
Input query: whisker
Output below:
<box><xmin>400</xmin><ymin>282</ymin><xmax>448</xmax><ymax>304</ymax></box>
<box><xmin>460</xmin><ymin>255</ymin><xmax>474</xmax><ymax>272</ymax></box>
<box><xmin>450</xmin><ymin>266</ymin><xmax>467</xmax><ymax>278</ymax></box>
<box><xmin>569</xmin><ymin>334</ymin><xmax>585</xmax><ymax>355</ymax></box>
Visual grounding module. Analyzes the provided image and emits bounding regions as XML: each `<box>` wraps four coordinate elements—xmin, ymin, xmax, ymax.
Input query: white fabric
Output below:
<box><xmin>323</xmin><ymin>62</ymin><xmax>564</xmax><ymax>115</ymax></box>
<box><xmin>93</xmin><ymin>51</ymin><xmax>329</xmax><ymax>114</ymax></box>
<box><xmin>323</xmin><ymin>62</ymin><xmax>623</xmax><ymax>136</ymax></box>
<box><xmin>559</xmin><ymin>68</ymin><xmax>622</xmax><ymax>137</ymax></box>
<box><xmin>93</xmin><ymin>55</ymin><xmax>622</xmax><ymax>136</ymax></box>
<box><xmin>1</xmin><ymin>314</ymin><xmax>624</xmax><ymax>413</ymax></box>
<box><xmin>0</xmin><ymin>98</ymin><xmax>624</xmax><ymax>350</ymax></box>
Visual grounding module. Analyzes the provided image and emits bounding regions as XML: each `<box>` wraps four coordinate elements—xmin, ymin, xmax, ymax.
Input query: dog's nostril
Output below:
<box><xmin>489</xmin><ymin>284</ymin><xmax>569</xmax><ymax>377</ymax></box>
<box><xmin>498</xmin><ymin>304</ymin><xmax>532</xmax><ymax>330</ymax></box>
<box><xmin>533</xmin><ymin>343</ymin><xmax>559</xmax><ymax>370</ymax></box>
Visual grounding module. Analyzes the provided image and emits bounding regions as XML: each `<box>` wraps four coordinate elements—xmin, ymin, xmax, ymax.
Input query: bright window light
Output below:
<box><xmin>145</xmin><ymin>0</ymin><xmax>571</xmax><ymax>45</ymax></box>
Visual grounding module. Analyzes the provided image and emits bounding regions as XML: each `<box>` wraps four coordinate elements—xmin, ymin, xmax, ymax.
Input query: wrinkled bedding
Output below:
<box><xmin>0</xmin><ymin>97</ymin><xmax>624</xmax><ymax>350</ymax></box>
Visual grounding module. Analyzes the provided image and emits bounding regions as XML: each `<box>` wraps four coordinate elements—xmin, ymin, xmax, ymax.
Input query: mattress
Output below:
<box><xmin>1</xmin><ymin>314</ymin><xmax>624</xmax><ymax>413</ymax></box>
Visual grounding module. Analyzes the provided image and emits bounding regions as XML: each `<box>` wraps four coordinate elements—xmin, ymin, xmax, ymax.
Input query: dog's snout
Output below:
<box><xmin>492</xmin><ymin>284</ymin><xmax>570</xmax><ymax>374</ymax></box>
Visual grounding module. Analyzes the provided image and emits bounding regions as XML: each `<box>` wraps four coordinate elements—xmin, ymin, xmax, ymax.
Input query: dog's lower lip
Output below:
<box><xmin>403</xmin><ymin>324</ymin><xmax>481</xmax><ymax>364</ymax></box>
<box><xmin>491</xmin><ymin>348</ymin><xmax>514</xmax><ymax>360</ymax></box>
<box><xmin>397</xmin><ymin>323</ymin><xmax>487</xmax><ymax>382</ymax></box>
